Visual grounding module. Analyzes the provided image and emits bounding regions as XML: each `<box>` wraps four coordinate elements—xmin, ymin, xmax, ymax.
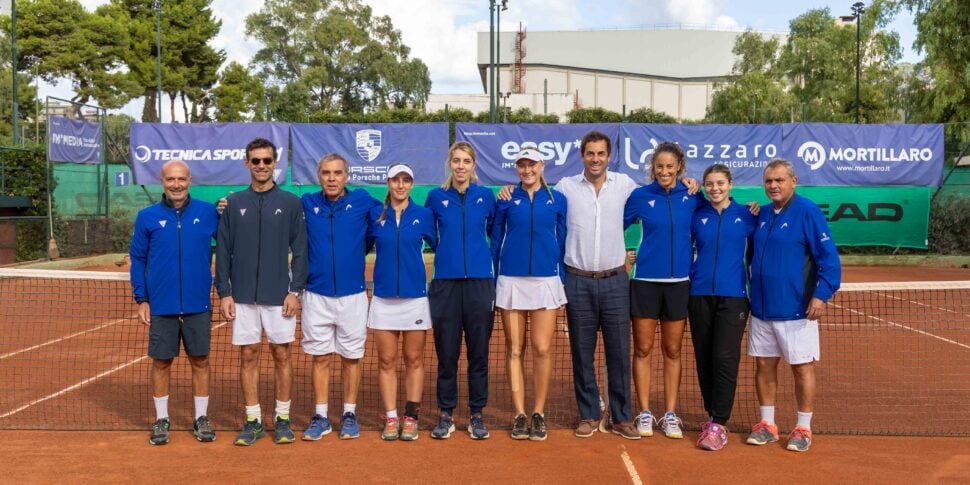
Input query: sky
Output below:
<box><xmin>39</xmin><ymin>0</ymin><xmax>921</xmax><ymax>120</ymax></box>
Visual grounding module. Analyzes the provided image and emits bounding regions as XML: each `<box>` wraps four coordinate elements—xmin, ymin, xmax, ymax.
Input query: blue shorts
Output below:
<box><xmin>148</xmin><ymin>312</ymin><xmax>212</xmax><ymax>359</ymax></box>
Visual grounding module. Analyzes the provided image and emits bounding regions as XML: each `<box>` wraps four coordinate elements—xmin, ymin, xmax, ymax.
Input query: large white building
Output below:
<box><xmin>427</xmin><ymin>26</ymin><xmax>784</xmax><ymax>122</ymax></box>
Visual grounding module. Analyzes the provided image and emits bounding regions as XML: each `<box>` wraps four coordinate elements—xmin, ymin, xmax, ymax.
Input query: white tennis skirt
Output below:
<box><xmin>495</xmin><ymin>275</ymin><xmax>567</xmax><ymax>310</ymax></box>
<box><xmin>367</xmin><ymin>296</ymin><xmax>432</xmax><ymax>331</ymax></box>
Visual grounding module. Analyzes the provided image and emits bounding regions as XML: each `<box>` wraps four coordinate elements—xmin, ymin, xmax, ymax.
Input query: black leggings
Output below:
<box><xmin>687</xmin><ymin>295</ymin><xmax>749</xmax><ymax>425</ymax></box>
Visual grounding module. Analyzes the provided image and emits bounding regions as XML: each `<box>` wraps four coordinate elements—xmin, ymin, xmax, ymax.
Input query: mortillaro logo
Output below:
<box><xmin>501</xmin><ymin>140</ymin><xmax>580</xmax><ymax>166</ymax></box>
<box><xmin>796</xmin><ymin>140</ymin><xmax>934</xmax><ymax>171</ymax></box>
<box><xmin>355</xmin><ymin>129</ymin><xmax>382</xmax><ymax>162</ymax></box>
<box><xmin>132</xmin><ymin>145</ymin><xmax>287</xmax><ymax>164</ymax></box>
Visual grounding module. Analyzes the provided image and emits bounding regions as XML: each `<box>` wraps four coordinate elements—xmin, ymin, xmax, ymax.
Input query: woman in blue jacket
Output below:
<box><xmin>368</xmin><ymin>164</ymin><xmax>437</xmax><ymax>442</ymax></box>
<box><xmin>490</xmin><ymin>148</ymin><xmax>567</xmax><ymax>441</ymax></box>
<box><xmin>623</xmin><ymin>142</ymin><xmax>700</xmax><ymax>439</ymax></box>
<box><xmin>424</xmin><ymin>141</ymin><xmax>497</xmax><ymax>440</ymax></box>
<box><xmin>688</xmin><ymin>164</ymin><xmax>756</xmax><ymax>451</ymax></box>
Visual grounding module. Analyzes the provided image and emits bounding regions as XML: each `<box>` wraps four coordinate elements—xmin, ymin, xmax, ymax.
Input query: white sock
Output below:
<box><xmin>315</xmin><ymin>403</ymin><xmax>328</xmax><ymax>417</ymax></box>
<box><xmin>343</xmin><ymin>403</ymin><xmax>357</xmax><ymax>415</ymax></box>
<box><xmin>245</xmin><ymin>404</ymin><xmax>261</xmax><ymax>423</ymax></box>
<box><xmin>153</xmin><ymin>395</ymin><xmax>169</xmax><ymax>421</ymax></box>
<box><xmin>386</xmin><ymin>409</ymin><xmax>398</xmax><ymax>419</ymax></box>
<box><xmin>760</xmin><ymin>406</ymin><xmax>775</xmax><ymax>425</ymax></box>
<box><xmin>276</xmin><ymin>400</ymin><xmax>291</xmax><ymax>419</ymax></box>
<box><xmin>796</xmin><ymin>411</ymin><xmax>813</xmax><ymax>429</ymax></box>
<box><xmin>194</xmin><ymin>396</ymin><xmax>209</xmax><ymax>420</ymax></box>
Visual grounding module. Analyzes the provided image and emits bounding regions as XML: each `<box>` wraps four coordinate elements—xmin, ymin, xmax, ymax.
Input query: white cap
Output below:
<box><xmin>515</xmin><ymin>147</ymin><xmax>544</xmax><ymax>163</ymax></box>
<box><xmin>387</xmin><ymin>164</ymin><xmax>414</xmax><ymax>180</ymax></box>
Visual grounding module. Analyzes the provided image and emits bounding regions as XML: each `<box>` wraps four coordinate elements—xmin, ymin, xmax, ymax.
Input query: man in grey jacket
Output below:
<box><xmin>216</xmin><ymin>137</ymin><xmax>308</xmax><ymax>446</ymax></box>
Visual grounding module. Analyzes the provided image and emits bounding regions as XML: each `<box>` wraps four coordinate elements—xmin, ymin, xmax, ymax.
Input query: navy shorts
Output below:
<box><xmin>148</xmin><ymin>312</ymin><xmax>212</xmax><ymax>360</ymax></box>
<box><xmin>630</xmin><ymin>280</ymin><xmax>690</xmax><ymax>321</ymax></box>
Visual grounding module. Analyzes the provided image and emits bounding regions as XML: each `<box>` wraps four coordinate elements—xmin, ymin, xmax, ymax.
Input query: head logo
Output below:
<box><xmin>240</xmin><ymin>208</ymin><xmax>247</xmax><ymax>216</ymax></box>
<box><xmin>682</xmin><ymin>196</ymin><xmax>689</xmax><ymax>203</ymax></box>
<box><xmin>313</xmin><ymin>207</ymin><xmax>320</xmax><ymax>214</ymax></box>
<box><xmin>734</xmin><ymin>217</ymin><xmax>742</xmax><ymax>224</ymax></box>
<box><xmin>546</xmin><ymin>200</ymin><xmax>553</xmax><ymax>205</ymax></box>
<box><xmin>355</xmin><ymin>129</ymin><xmax>382</xmax><ymax>162</ymax></box>
<box><xmin>158</xmin><ymin>220</ymin><xmax>167</xmax><ymax>228</ymax></box>
<box><xmin>134</xmin><ymin>145</ymin><xmax>152</xmax><ymax>163</ymax></box>
<box><xmin>412</xmin><ymin>219</ymin><xmax>420</xmax><ymax>225</ymax></box>
<box><xmin>275</xmin><ymin>208</ymin><xmax>282</xmax><ymax>215</ymax></box>
<box><xmin>797</xmin><ymin>141</ymin><xmax>826</xmax><ymax>170</ymax></box>
<box><xmin>648</xmin><ymin>200</ymin><xmax>656</xmax><ymax>208</ymax></box>
<box><xmin>193</xmin><ymin>218</ymin><xmax>200</xmax><ymax>224</ymax></box>
<box><xmin>441</xmin><ymin>200</ymin><xmax>449</xmax><ymax>208</ymax></box>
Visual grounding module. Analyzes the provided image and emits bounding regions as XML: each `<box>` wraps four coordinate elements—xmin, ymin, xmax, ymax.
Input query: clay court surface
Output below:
<box><xmin>1</xmin><ymin>262</ymin><xmax>968</xmax><ymax>483</ymax></box>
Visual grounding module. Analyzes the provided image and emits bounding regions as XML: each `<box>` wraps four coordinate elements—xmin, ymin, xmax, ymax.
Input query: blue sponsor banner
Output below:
<box><xmin>618</xmin><ymin>124</ymin><xmax>780</xmax><ymax>186</ymax></box>
<box><xmin>130</xmin><ymin>122</ymin><xmax>290</xmax><ymax>185</ymax></box>
<box><xmin>455</xmin><ymin>123</ymin><xmax>621</xmax><ymax>184</ymax></box>
<box><xmin>290</xmin><ymin>123</ymin><xmax>449</xmax><ymax>185</ymax></box>
<box><xmin>781</xmin><ymin>123</ymin><xmax>944</xmax><ymax>186</ymax></box>
<box><xmin>48</xmin><ymin>116</ymin><xmax>102</xmax><ymax>163</ymax></box>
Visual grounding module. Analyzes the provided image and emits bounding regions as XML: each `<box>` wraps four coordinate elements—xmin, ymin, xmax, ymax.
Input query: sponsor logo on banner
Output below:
<box><xmin>795</xmin><ymin>140</ymin><xmax>934</xmax><ymax>171</ymax></box>
<box><xmin>500</xmin><ymin>139</ymin><xmax>580</xmax><ymax>167</ymax></box>
<box><xmin>132</xmin><ymin>145</ymin><xmax>287</xmax><ymax>164</ymax></box>
<box><xmin>622</xmin><ymin>138</ymin><xmax>778</xmax><ymax>172</ymax></box>
<box><xmin>356</xmin><ymin>129</ymin><xmax>382</xmax><ymax>162</ymax></box>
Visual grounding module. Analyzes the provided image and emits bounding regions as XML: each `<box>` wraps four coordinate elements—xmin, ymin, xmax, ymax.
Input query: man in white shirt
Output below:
<box><xmin>555</xmin><ymin>131</ymin><xmax>641</xmax><ymax>439</ymax></box>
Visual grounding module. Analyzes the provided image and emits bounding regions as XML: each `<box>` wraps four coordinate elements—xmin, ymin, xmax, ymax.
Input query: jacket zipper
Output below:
<box><xmin>176</xmin><ymin>208</ymin><xmax>183</xmax><ymax>314</ymax></box>
<box><xmin>758</xmin><ymin>213</ymin><xmax>777</xmax><ymax>317</ymax></box>
<box><xmin>460</xmin><ymin>193</ymin><xmax>468</xmax><ymax>277</ymax></box>
<box><xmin>666</xmin><ymin>192</ymin><xmax>674</xmax><ymax>277</ymax></box>
<box><xmin>396</xmin><ymin>210</ymin><xmax>402</xmax><ymax>296</ymax></box>
<box><xmin>329</xmin><ymin>207</ymin><xmax>337</xmax><ymax>295</ymax></box>
<box><xmin>528</xmin><ymin>194</ymin><xmax>535</xmax><ymax>276</ymax></box>
<box><xmin>255</xmin><ymin>196</ymin><xmax>263</xmax><ymax>302</ymax></box>
<box><xmin>712</xmin><ymin>210</ymin><xmax>723</xmax><ymax>294</ymax></box>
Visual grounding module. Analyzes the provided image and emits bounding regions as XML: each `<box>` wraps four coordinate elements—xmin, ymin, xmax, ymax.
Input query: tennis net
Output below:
<box><xmin>1</xmin><ymin>268</ymin><xmax>968</xmax><ymax>436</ymax></box>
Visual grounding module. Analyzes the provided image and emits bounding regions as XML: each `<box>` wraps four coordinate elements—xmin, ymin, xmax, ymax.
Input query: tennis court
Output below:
<box><xmin>1</xmin><ymin>264</ymin><xmax>968</xmax><ymax>437</ymax></box>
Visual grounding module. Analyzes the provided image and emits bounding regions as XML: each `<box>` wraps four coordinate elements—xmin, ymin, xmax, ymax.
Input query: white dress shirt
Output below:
<box><xmin>555</xmin><ymin>170</ymin><xmax>639</xmax><ymax>272</ymax></box>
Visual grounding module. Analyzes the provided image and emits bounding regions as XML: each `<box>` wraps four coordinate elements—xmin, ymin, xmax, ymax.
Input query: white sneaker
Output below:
<box><xmin>659</xmin><ymin>412</ymin><xmax>683</xmax><ymax>439</ymax></box>
<box><xmin>636</xmin><ymin>410</ymin><xmax>654</xmax><ymax>437</ymax></box>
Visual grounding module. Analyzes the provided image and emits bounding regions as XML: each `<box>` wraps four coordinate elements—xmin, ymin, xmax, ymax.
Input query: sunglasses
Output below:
<box><xmin>249</xmin><ymin>157</ymin><xmax>275</xmax><ymax>165</ymax></box>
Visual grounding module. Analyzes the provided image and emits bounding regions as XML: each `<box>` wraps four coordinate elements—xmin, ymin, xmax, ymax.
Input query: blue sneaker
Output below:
<box><xmin>302</xmin><ymin>414</ymin><xmax>332</xmax><ymax>441</ymax></box>
<box><xmin>431</xmin><ymin>412</ymin><xmax>455</xmax><ymax>439</ymax></box>
<box><xmin>467</xmin><ymin>413</ymin><xmax>490</xmax><ymax>440</ymax></box>
<box><xmin>234</xmin><ymin>418</ymin><xmax>265</xmax><ymax>446</ymax></box>
<box><xmin>339</xmin><ymin>412</ymin><xmax>360</xmax><ymax>440</ymax></box>
<box><xmin>274</xmin><ymin>416</ymin><xmax>295</xmax><ymax>444</ymax></box>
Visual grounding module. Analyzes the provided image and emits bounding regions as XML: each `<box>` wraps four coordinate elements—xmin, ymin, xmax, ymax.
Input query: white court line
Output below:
<box><xmin>0</xmin><ymin>322</ymin><xmax>229</xmax><ymax>420</ymax></box>
<box><xmin>619</xmin><ymin>446</ymin><xmax>643</xmax><ymax>485</ymax></box>
<box><xmin>0</xmin><ymin>316</ymin><xmax>133</xmax><ymax>360</ymax></box>
<box><xmin>830</xmin><ymin>303</ymin><xmax>970</xmax><ymax>351</ymax></box>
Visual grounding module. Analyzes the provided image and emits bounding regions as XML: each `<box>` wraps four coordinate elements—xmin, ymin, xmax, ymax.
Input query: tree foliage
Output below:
<box><xmin>212</xmin><ymin>62</ymin><xmax>265</xmax><ymax>122</ymax></box>
<box><xmin>245</xmin><ymin>0</ymin><xmax>431</xmax><ymax>116</ymax></box>
<box><xmin>0</xmin><ymin>31</ymin><xmax>39</xmax><ymax>143</ymax></box>
<box><xmin>897</xmin><ymin>0</ymin><xmax>970</xmax><ymax>137</ymax></box>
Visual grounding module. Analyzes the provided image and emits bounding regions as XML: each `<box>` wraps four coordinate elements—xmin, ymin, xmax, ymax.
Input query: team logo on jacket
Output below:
<box><xmin>648</xmin><ymin>200</ymin><xmax>656</xmax><ymax>208</ymax></box>
<box><xmin>379</xmin><ymin>220</ymin><xmax>386</xmax><ymax>227</ymax></box>
<box><xmin>781</xmin><ymin>222</ymin><xmax>789</xmax><ymax>229</ymax></box>
<box><xmin>275</xmin><ymin>208</ymin><xmax>283</xmax><ymax>215</ymax></box>
<box><xmin>158</xmin><ymin>220</ymin><xmax>167</xmax><ymax>228</ymax></box>
<box><xmin>313</xmin><ymin>207</ymin><xmax>320</xmax><ymax>214</ymax></box>
<box><xmin>701</xmin><ymin>217</ymin><xmax>708</xmax><ymax>225</ymax></box>
<box><xmin>412</xmin><ymin>219</ymin><xmax>420</xmax><ymax>225</ymax></box>
<box><xmin>355</xmin><ymin>129</ymin><xmax>382</xmax><ymax>162</ymax></box>
<box><xmin>193</xmin><ymin>218</ymin><xmax>200</xmax><ymax>224</ymax></box>
<box><xmin>514</xmin><ymin>200</ymin><xmax>521</xmax><ymax>206</ymax></box>
<box><xmin>546</xmin><ymin>200</ymin><xmax>553</xmax><ymax>205</ymax></box>
<box><xmin>240</xmin><ymin>208</ymin><xmax>247</xmax><ymax>216</ymax></box>
<box><xmin>441</xmin><ymin>200</ymin><xmax>449</xmax><ymax>208</ymax></box>
<box><xmin>682</xmin><ymin>196</ymin><xmax>689</xmax><ymax>202</ymax></box>
<box><xmin>734</xmin><ymin>217</ymin><xmax>742</xmax><ymax>223</ymax></box>
<box><xmin>760</xmin><ymin>221</ymin><xmax>766</xmax><ymax>228</ymax></box>
<box><xmin>345</xmin><ymin>204</ymin><xmax>353</xmax><ymax>211</ymax></box>
<box><xmin>476</xmin><ymin>197</ymin><xmax>483</xmax><ymax>204</ymax></box>
<box><xmin>820</xmin><ymin>232</ymin><xmax>831</xmax><ymax>242</ymax></box>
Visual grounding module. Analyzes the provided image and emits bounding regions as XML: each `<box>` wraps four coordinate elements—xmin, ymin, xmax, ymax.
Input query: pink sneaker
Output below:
<box><xmin>696</xmin><ymin>420</ymin><xmax>728</xmax><ymax>451</ymax></box>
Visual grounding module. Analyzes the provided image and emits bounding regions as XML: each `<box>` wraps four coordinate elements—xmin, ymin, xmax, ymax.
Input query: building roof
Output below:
<box><xmin>478</xmin><ymin>27</ymin><xmax>785</xmax><ymax>85</ymax></box>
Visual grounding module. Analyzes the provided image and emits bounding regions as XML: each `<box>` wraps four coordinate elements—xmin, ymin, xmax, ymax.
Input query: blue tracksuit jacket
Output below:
<box><xmin>689</xmin><ymin>198</ymin><xmax>757</xmax><ymax>298</ymax></box>
<box><xmin>368</xmin><ymin>200</ymin><xmax>437</xmax><ymax>298</ymax></box>
<box><xmin>302</xmin><ymin>188</ymin><xmax>381</xmax><ymax>297</ymax></box>
<box><xmin>424</xmin><ymin>184</ymin><xmax>496</xmax><ymax>280</ymax></box>
<box><xmin>624</xmin><ymin>180</ymin><xmax>701</xmax><ymax>279</ymax></box>
<box><xmin>490</xmin><ymin>185</ymin><xmax>567</xmax><ymax>282</ymax></box>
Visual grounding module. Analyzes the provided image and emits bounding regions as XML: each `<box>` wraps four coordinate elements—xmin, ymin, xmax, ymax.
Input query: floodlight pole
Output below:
<box><xmin>488</xmin><ymin>1</ymin><xmax>495</xmax><ymax>123</ymax></box>
<box><xmin>153</xmin><ymin>0</ymin><xmax>163</xmax><ymax>123</ymax></box>
<box><xmin>11</xmin><ymin>0</ymin><xmax>19</xmax><ymax>144</ymax></box>
<box><xmin>852</xmin><ymin>2</ymin><xmax>865</xmax><ymax>124</ymax></box>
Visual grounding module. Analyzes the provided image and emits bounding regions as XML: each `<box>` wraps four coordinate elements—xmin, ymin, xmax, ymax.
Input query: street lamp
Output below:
<box><xmin>25</xmin><ymin>55</ymin><xmax>39</xmax><ymax>142</ymax></box>
<box><xmin>495</xmin><ymin>1</ymin><xmax>507</xmax><ymax>124</ymax></box>
<box><xmin>11</xmin><ymin>0</ymin><xmax>19</xmax><ymax>144</ymax></box>
<box><xmin>852</xmin><ymin>1</ymin><xmax>865</xmax><ymax>124</ymax></box>
<box><xmin>488</xmin><ymin>1</ymin><xmax>509</xmax><ymax>123</ymax></box>
<box><xmin>153</xmin><ymin>0</ymin><xmax>163</xmax><ymax>123</ymax></box>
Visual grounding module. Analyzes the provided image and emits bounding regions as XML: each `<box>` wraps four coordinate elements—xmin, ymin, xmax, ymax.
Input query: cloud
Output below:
<box><xmin>666</xmin><ymin>0</ymin><xmax>739</xmax><ymax>28</ymax></box>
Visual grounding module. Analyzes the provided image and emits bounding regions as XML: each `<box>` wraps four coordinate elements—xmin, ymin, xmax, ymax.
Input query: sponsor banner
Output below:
<box><xmin>618</xmin><ymin>124</ymin><xmax>780</xmax><ymax>186</ymax></box>
<box><xmin>781</xmin><ymin>123</ymin><xmax>944</xmax><ymax>186</ymax></box>
<box><xmin>48</xmin><ymin>116</ymin><xmax>102</xmax><ymax>163</ymax></box>
<box><xmin>455</xmin><ymin>123</ymin><xmax>621</xmax><ymax>184</ymax></box>
<box><xmin>130</xmin><ymin>122</ymin><xmax>290</xmax><ymax>185</ymax></box>
<box><xmin>290</xmin><ymin>123</ymin><xmax>449</xmax><ymax>185</ymax></box>
<box><xmin>621</xmin><ymin>186</ymin><xmax>930</xmax><ymax>249</ymax></box>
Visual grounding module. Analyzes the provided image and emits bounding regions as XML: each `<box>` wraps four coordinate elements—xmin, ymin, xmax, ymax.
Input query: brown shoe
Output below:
<box><xmin>611</xmin><ymin>421</ymin><xmax>641</xmax><ymax>440</ymax></box>
<box><xmin>575</xmin><ymin>419</ymin><xmax>600</xmax><ymax>438</ymax></box>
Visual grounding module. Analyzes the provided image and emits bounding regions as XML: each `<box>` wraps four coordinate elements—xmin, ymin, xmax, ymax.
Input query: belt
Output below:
<box><xmin>565</xmin><ymin>265</ymin><xmax>626</xmax><ymax>279</ymax></box>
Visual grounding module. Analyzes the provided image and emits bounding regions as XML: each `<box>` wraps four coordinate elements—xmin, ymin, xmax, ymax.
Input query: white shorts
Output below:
<box><xmin>367</xmin><ymin>296</ymin><xmax>432</xmax><ymax>331</ymax></box>
<box><xmin>495</xmin><ymin>275</ymin><xmax>567</xmax><ymax>310</ymax></box>
<box><xmin>301</xmin><ymin>290</ymin><xmax>369</xmax><ymax>358</ymax></box>
<box><xmin>747</xmin><ymin>317</ymin><xmax>820</xmax><ymax>365</ymax></box>
<box><xmin>232</xmin><ymin>304</ymin><xmax>296</xmax><ymax>346</ymax></box>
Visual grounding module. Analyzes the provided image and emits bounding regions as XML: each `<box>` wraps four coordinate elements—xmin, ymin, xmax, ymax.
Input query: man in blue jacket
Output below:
<box><xmin>130</xmin><ymin>160</ymin><xmax>219</xmax><ymax>445</ymax></box>
<box><xmin>747</xmin><ymin>159</ymin><xmax>841</xmax><ymax>453</ymax></box>
<box><xmin>216</xmin><ymin>138</ymin><xmax>308</xmax><ymax>446</ymax></box>
<box><xmin>299</xmin><ymin>153</ymin><xmax>381</xmax><ymax>441</ymax></box>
